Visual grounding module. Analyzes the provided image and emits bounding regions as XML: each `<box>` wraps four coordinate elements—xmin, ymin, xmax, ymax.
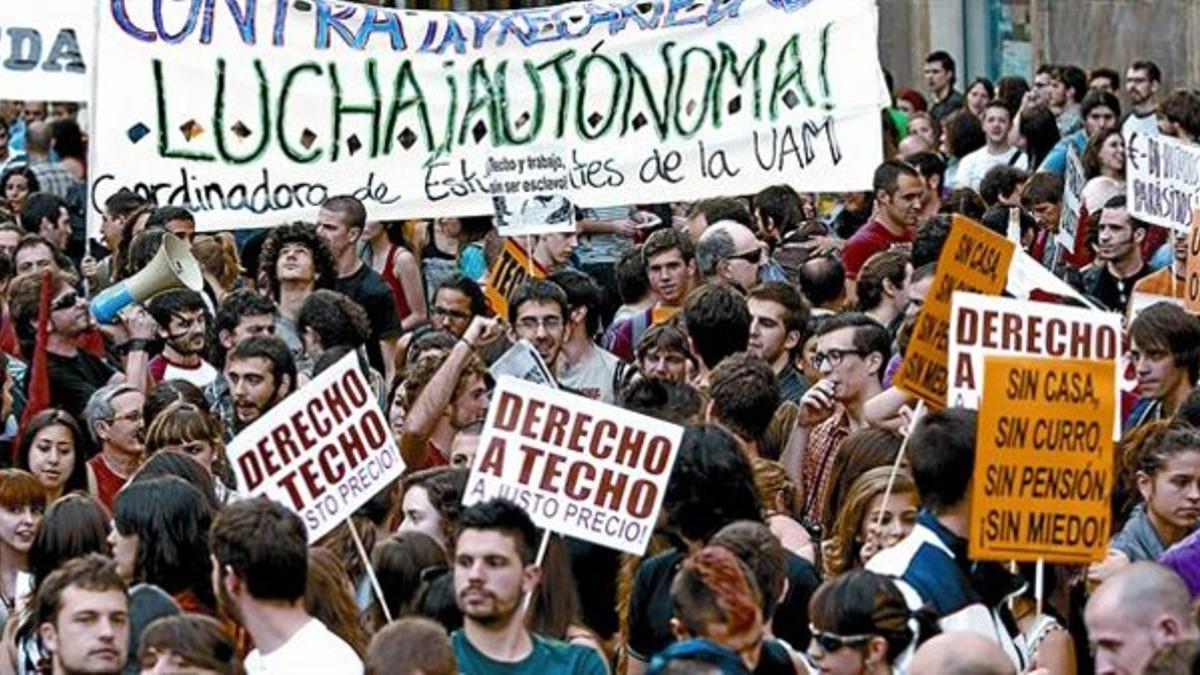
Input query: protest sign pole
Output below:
<box><xmin>874</xmin><ymin>400</ymin><xmax>926</xmax><ymax>532</ymax></box>
<box><xmin>519</xmin><ymin>530</ymin><xmax>552</xmax><ymax>618</ymax></box>
<box><xmin>1035</xmin><ymin>558</ymin><xmax>1044</xmax><ymax>618</ymax></box>
<box><xmin>348</xmin><ymin>523</ymin><xmax>393</xmax><ymax>624</ymax></box>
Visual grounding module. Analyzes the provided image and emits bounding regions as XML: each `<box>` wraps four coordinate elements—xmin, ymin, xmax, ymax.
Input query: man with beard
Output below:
<box><xmin>509</xmin><ymin>280</ymin><xmax>569</xmax><ymax>373</ymax></box>
<box><xmin>223</xmin><ymin>336</ymin><xmax>296</xmax><ymax>436</ymax></box>
<box><xmin>1082</xmin><ymin>195</ymin><xmax>1151</xmax><ymax>313</ymax></box>
<box><xmin>210</xmin><ymin>498</ymin><xmax>362</xmax><ymax>674</ymax></box>
<box><xmin>1122</xmin><ymin>60</ymin><xmax>1162</xmax><ymax>141</ymax></box>
<box><xmin>34</xmin><ymin>555</ymin><xmax>129</xmax><ymax>675</ymax></box>
<box><xmin>146</xmin><ymin>289</ymin><xmax>217</xmax><ymax>388</ymax></box>
<box><xmin>82</xmin><ymin>384</ymin><xmax>145</xmax><ymax>511</ymax></box>
<box><xmin>451</xmin><ymin>499</ymin><xmax>606</xmax><ymax>674</ymax></box>
<box><xmin>10</xmin><ymin>269</ymin><xmax>157</xmax><ymax>419</ymax></box>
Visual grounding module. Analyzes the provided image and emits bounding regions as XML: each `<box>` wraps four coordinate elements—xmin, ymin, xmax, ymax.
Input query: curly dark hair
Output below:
<box><xmin>258</xmin><ymin>222</ymin><xmax>336</xmax><ymax>298</ymax></box>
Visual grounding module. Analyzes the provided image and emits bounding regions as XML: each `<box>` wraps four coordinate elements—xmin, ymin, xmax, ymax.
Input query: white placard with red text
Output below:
<box><xmin>948</xmin><ymin>291</ymin><xmax>1123</xmax><ymax>437</ymax></box>
<box><xmin>227</xmin><ymin>352</ymin><xmax>404</xmax><ymax>541</ymax></box>
<box><xmin>464</xmin><ymin>376</ymin><xmax>682</xmax><ymax>555</ymax></box>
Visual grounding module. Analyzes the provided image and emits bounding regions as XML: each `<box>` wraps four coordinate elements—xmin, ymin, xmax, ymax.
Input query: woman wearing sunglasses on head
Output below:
<box><xmin>807</xmin><ymin>570</ymin><xmax>931</xmax><ymax>675</ymax></box>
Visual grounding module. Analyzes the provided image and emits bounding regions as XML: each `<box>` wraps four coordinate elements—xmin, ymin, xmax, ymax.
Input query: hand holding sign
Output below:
<box><xmin>465</xmin><ymin>376</ymin><xmax>683</xmax><ymax>556</ymax></box>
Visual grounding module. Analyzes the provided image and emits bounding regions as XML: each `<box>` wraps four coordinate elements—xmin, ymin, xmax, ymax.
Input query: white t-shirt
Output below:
<box><xmin>556</xmin><ymin>345</ymin><xmax>628</xmax><ymax>404</ymax></box>
<box><xmin>953</xmin><ymin>145</ymin><xmax>1027</xmax><ymax>191</ymax></box>
<box><xmin>1122</xmin><ymin>110</ymin><xmax>1160</xmax><ymax>141</ymax></box>
<box><xmin>245</xmin><ymin>619</ymin><xmax>363</xmax><ymax>675</ymax></box>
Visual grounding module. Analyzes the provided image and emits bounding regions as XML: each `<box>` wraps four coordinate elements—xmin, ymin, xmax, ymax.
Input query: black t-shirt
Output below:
<box><xmin>626</xmin><ymin>548</ymin><xmax>819</xmax><ymax>663</ymax></box>
<box><xmin>334</xmin><ymin>263</ymin><xmax>402</xmax><ymax>373</ymax></box>
<box><xmin>46</xmin><ymin>351</ymin><xmax>117</xmax><ymax>420</ymax></box>
<box><xmin>1084</xmin><ymin>263</ymin><xmax>1152</xmax><ymax>313</ymax></box>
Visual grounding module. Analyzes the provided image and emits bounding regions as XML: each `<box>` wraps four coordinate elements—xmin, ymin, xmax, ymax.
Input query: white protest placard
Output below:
<box><xmin>90</xmin><ymin>0</ymin><xmax>886</xmax><ymax>231</ymax></box>
<box><xmin>1</xmin><ymin>1</ymin><xmax>92</xmax><ymax>101</ymax></box>
<box><xmin>1127</xmin><ymin>132</ymin><xmax>1200</xmax><ymax>233</ymax></box>
<box><xmin>465</xmin><ymin>376</ymin><xmax>682</xmax><ymax>555</ymax></box>
<box><xmin>1057</xmin><ymin>145</ymin><xmax>1085</xmax><ymax>253</ymax></box>
<box><xmin>489</xmin><ymin>339</ymin><xmax>558</xmax><ymax>389</ymax></box>
<box><xmin>226</xmin><ymin>352</ymin><xmax>404</xmax><ymax>541</ymax></box>
<box><xmin>948</xmin><ymin>291</ymin><xmax>1123</xmax><ymax>437</ymax></box>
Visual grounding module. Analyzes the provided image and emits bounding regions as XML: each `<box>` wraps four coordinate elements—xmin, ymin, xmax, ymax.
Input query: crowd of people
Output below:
<box><xmin>4</xmin><ymin>30</ymin><xmax>1200</xmax><ymax>675</ymax></box>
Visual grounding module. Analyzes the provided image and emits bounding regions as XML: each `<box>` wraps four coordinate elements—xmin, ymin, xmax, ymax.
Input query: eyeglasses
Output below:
<box><xmin>726</xmin><ymin>248</ymin><xmax>764</xmax><ymax>265</ymax></box>
<box><xmin>516</xmin><ymin>317</ymin><xmax>563</xmax><ymax>332</ymax></box>
<box><xmin>432</xmin><ymin>306</ymin><xmax>471</xmax><ymax>321</ymax></box>
<box><xmin>50</xmin><ymin>291</ymin><xmax>82</xmax><ymax>312</ymax></box>
<box><xmin>809</xmin><ymin>625</ymin><xmax>875</xmax><ymax>653</ymax></box>
<box><xmin>811</xmin><ymin>348</ymin><xmax>864</xmax><ymax>370</ymax></box>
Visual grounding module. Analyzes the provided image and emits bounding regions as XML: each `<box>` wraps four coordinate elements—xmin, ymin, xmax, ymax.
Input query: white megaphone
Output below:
<box><xmin>91</xmin><ymin>233</ymin><xmax>203</xmax><ymax>324</ymax></box>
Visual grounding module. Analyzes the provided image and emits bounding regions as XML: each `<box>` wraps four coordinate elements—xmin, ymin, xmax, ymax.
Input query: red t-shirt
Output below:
<box><xmin>87</xmin><ymin>454</ymin><xmax>129</xmax><ymax>512</ymax></box>
<box><xmin>840</xmin><ymin>220</ymin><xmax>913</xmax><ymax>280</ymax></box>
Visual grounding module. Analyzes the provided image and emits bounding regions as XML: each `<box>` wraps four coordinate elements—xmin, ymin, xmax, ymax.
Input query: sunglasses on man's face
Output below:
<box><xmin>51</xmin><ymin>291</ymin><xmax>82</xmax><ymax>313</ymax></box>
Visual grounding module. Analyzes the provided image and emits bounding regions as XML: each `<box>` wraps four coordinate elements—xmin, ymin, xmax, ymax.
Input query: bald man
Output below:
<box><xmin>696</xmin><ymin>220</ymin><xmax>766</xmax><ymax>291</ymax></box>
<box><xmin>1085</xmin><ymin>562</ymin><xmax>1199</xmax><ymax>675</ymax></box>
<box><xmin>910</xmin><ymin>632</ymin><xmax>1016</xmax><ymax>675</ymax></box>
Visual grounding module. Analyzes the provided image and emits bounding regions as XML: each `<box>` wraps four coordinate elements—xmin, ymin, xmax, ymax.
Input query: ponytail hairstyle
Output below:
<box><xmin>809</xmin><ymin>570</ymin><xmax>929</xmax><ymax>664</ymax></box>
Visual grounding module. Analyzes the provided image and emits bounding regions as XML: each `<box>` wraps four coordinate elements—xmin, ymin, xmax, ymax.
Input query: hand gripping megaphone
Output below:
<box><xmin>91</xmin><ymin>233</ymin><xmax>204</xmax><ymax>324</ymax></box>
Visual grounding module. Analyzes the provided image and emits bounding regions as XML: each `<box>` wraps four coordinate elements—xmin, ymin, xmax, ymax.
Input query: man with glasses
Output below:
<box><xmin>9</xmin><ymin>269</ymin><xmax>157</xmax><ymax>419</ymax></box>
<box><xmin>429</xmin><ymin>275</ymin><xmax>488</xmax><ymax>339</ymax></box>
<box><xmin>509</xmin><ymin>279</ymin><xmax>569</xmax><ymax>370</ymax></box>
<box><xmin>146</xmin><ymin>289</ymin><xmax>217</xmax><ymax>388</ymax></box>
<box><xmin>1122</xmin><ymin>60</ymin><xmax>1162</xmax><ymax>142</ymax></box>
<box><xmin>82</xmin><ymin>384</ymin><xmax>145</xmax><ymax>511</ymax></box>
<box><xmin>696</xmin><ymin>220</ymin><xmax>765</xmax><ymax>292</ymax></box>
<box><xmin>782</xmin><ymin>312</ymin><xmax>889</xmax><ymax>531</ymax></box>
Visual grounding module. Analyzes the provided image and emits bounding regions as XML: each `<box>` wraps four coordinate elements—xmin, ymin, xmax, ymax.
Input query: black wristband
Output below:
<box><xmin>125</xmin><ymin>339</ymin><xmax>151</xmax><ymax>352</ymax></box>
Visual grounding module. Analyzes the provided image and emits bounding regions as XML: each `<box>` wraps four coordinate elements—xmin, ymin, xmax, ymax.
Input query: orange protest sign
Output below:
<box><xmin>970</xmin><ymin>355</ymin><xmax>1114</xmax><ymax>564</ymax></box>
<box><xmin>894</xmin><ymin>216</ymin><xmax>1015</xmax><ymax>408</ymax></box>
<box><xmin>485</xmin><ymin>239</ymin><xmax>545</xmax><ymax>318</ymax></box>
<box><xmin>1186</xmin><ymin>209</ymin><xmax>1200</xmax><ymax>313</ymax></box>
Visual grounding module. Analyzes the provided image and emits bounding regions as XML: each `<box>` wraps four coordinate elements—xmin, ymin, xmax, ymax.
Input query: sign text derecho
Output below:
<box><xmin>465</xmin><ymin>376</ymin><xmax>682</xmax><ymax>555</ymax></box>
<box><xmin>227</xmin><ymin>353</ymin><xmax>405</xmax><ymax>541</ymax></box>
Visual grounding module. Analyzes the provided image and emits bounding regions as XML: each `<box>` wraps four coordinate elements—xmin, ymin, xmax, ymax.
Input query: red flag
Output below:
<box><xmin>15</xmin><ymin>271</ymin><xmax>52</xmax><ymax>462</ymax></box>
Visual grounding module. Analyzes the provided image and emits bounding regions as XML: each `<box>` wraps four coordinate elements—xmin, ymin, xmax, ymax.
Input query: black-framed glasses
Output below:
<box><xmin>50</xmin><ymin>291</ymin><xmax>82</xmax><ymax>312</ymax></box>
<box><xmin>808</xmin><ymin>625</ymin><xmax>875</xmax><ymax>653</ymax></box>
<box><xmin>726</xmin><ymin>248</ymin><xmax>763</xmax><ymax>264</ymax></box>
<box><xmin>811</xmin><ymin>348</ymin><xmax>864</xmax><ymax>370</ymax></box>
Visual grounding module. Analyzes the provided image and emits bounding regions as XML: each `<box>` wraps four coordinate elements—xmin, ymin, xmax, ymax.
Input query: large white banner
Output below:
<box><xmin>90</xmin><ymin>0</ymin><xmax>887</xmax><ymax>230</ymax></box>
<box><xmin>465</xmin><ymin>376</ymin><xmax>682</xmax><ymax>555</ymax></box>
<box><xmin>226</xmin><ymin>352</ymin><xmax>405</xmax><ymax>541</ymax></box>
<box><xmin>1127</xmin><ymin>131</ymin><xmax>1200</xmax><ymax>233</ymax></box>
<box><xmin>1</xmin><ymin>1</ymin><xmax>92</xmax><ymax>101</ymax></box>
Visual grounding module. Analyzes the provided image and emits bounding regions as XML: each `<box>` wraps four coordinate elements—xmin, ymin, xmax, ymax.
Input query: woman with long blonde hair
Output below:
<box><xmin>822</xmin><ymin>467</ymin><xmax>919</xmax><ymax>579</ymax></box>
